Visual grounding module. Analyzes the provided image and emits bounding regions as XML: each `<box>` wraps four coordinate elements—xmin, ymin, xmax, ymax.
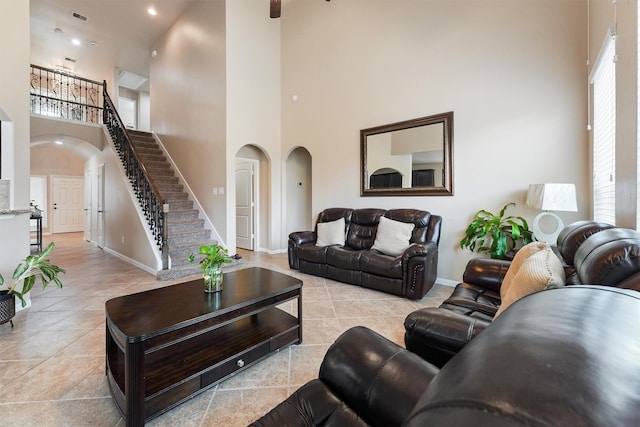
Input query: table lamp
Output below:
<box><xmin>526</xmin><ymin>183</ymin><xmax>577</xmax><ymax>244</ymax></box>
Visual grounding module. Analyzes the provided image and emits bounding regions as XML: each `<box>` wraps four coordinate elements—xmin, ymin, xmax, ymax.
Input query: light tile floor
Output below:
<box><xmin>0</xmin><ymin>233</ymin><xmax>451</xmax><ymax>426</ymax></box>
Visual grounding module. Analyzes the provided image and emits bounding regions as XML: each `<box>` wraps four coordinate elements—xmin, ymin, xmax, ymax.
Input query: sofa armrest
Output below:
<box><xmin>401</xmin><ymin>243</ymin><xmax>439</xmax><ymax>299</ymax></box>
<box><xmin>288</xmin><ymin>231</ymin><xmax>316</xmax><ymax>269</ymax></box>
<box><xmin>319</xmin><ymin>326</ymin><xmax>439</xmax><ymax>427</ymax></box>
<box><xmin>289</xmin><ymin>230</ymin><xmax>316</xmax><ymax>245</ymax></box>
<box><xmin>462</xmin><ymin>258</ymin><xmax>511</xmax><ymax>292</ymax></box>
<box><xmin>404</xmin><ymin>307</ymin><xmax>491</xmax><ymax>368</ymax></box>
<box><xmin>402</xmin><ymin>242</ymin><xmax>436</xmax><ymax>260</ymax></box>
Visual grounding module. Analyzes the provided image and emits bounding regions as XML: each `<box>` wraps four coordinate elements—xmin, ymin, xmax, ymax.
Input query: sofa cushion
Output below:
<box><xmin>442</xmin><ymin>282</ymin><xmax>502</xmax><ymax>317</ymax></box>
<box><xmin>345</xmin><ymin>209</ymin><xmax>386</xmax><ymax>250</ymax></box>
<box><xmin>371</xmin><ymin>216</ymin><xmax>415</xmax><ymax>256</ymax></box>
<box><xmin>316</xmin><ymin>217</ymin><xmax>346</xmax><ymax>246</ymax></box>
<box><xmin>327</xmin><ymin>246</ymin><xmax>363</xmax><ymax>270</ymax></box>
<box><xmin>298</xmin><ymin>244</ymin><xmax>330</xmax><ymax>264</ymax></box>
<box><xmin>494</xmin><ymin>243</ymin><xmax>565</xmax><ymax>318</ymax></box>
<box><xmin>360</xmin><ymin>251</ymin><xmax>403</xmax><ymax>279</ymax></box>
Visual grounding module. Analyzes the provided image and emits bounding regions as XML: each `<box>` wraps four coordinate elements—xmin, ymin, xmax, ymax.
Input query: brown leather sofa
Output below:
<box><xmin>404</xmin><ymin>220</ymin><xmax>640</xmax><ymax>367</ymax></box>
<box><xmin>250</xmin><ymin>285</ymin><xmax>640</xmax><ymax>426</ymax></box>
<box><xmin>288</xmin><ymin>208</ymin><xmax>442</xmax><ymax>299</ymax></box>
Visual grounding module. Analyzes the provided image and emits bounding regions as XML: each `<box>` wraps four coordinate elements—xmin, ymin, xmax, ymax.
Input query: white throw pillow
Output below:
<box><xmin>371</xmin><ymin>216</ymin><xmax>415</xmax><ymax>257</ymax></box>
<box><xmin>494</xmin><ymin>243</ymin><xmax>566</xmax><ymax>318</ymax></box>
<box><xmin>316</xmin><ymin>217</ymin><xmax>346</xmax><ymax>246</ymax></box>
<box><xmin>499</xmin><ymin>241</ymin><xmax>548</xmax><ymax>297</ymax></box>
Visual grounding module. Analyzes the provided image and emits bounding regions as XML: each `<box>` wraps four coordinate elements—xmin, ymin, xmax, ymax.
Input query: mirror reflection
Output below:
<box><xmin>361</xmin><ymin>112</ymin><xmax>453</xmax><ymax>196</ymax></box>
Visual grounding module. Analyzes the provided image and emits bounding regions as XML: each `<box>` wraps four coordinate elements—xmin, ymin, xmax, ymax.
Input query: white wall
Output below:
<box><xmin>0</xmin><ymin>0</ymin><xmax>31</xmax><ymax>291</ymax></box>
<box><xmin>281</xmin><ymin>0</ymin><xmax>588</xmax><ymax>281</ymax></box>
<box><xmin>226</xmin><ymin>0</ymin><xmax>282</xmax><ymax>252</ymax></box>
<box><xmin>150</xmin><ymin>0</ymin><xmax>228</xmax><ymax>245</ymax></box>
<box><xmin>98</xmin><ymin>143</ymin><xmax>158</xmax><ymax>271</ymax></box>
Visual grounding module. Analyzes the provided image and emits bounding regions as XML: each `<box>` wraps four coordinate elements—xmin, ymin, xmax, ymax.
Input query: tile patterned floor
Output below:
<box><xmin>0</xmin><ymin>233</ymin><xmax>451</xmax><ymax>426</ymax></box>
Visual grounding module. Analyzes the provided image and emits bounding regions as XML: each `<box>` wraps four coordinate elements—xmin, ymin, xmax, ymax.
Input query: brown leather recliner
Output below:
<box><xmin>288</xmin><ymin>208</ymin><xmax>442</xmax><ymax>299</ymax></box>
<box><xmin>404</xmin><ymin>220</ymin><xmax>640</xmax><ymax>367</ymax></box>
<box><xmin>251</xmin><ymin>286</ymin><xmax>640</xmax><ymax>427</ymax></box>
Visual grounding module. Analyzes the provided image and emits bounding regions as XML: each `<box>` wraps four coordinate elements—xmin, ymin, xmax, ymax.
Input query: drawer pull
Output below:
<box><xmin>237</xmin><ymin>359</ymin><xmax>245</xmax><ymax>368</ymax></box>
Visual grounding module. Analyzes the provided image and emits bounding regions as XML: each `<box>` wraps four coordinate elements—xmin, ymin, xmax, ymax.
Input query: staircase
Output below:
<box><xmin>127</xmin><ymin>130</ymin><xmax>216</xmax><ymax>280</ymax></box>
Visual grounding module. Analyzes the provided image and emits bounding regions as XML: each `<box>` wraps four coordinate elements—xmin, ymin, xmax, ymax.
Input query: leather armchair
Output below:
<box><xmin>252</xmin><ymin>286</ymin><xmax>640</xmax><ymax>426</ymax></box>
<box><xmin>405</xmin><ymin>220</ymin><xmax>640</xmax><ymax>367</ymax></box>
<box><xmin>250</xmin><ymin>326</ymin><xmax>439</xmax><ymax>427</ymax></box>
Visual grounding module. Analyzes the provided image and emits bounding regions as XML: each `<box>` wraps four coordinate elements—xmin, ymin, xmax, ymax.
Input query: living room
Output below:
<box><xmin>1</xmin><ymin>0</ymin><xmax>639</xmax><ymax>425</ymax></box>
<box><xmin>6</xmin><ymin>0</ymin><xmax>628</xmax><ymax>283</ymax></box>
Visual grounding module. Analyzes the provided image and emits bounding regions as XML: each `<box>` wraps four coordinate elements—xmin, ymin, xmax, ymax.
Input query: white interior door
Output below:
<box><xmin>118</xmin><ymin>97</ymin><xmax>137</xmax><ymax>129</ymax></box>
<box><xmin>52</xmin><ymin>176</ymin><xmax>84</xmax><ymax>233</ymax></box>
<box><xmin>235</xmin><ymin>159</ymin><xmax>255</xmax><ymax>250</ymax></box>
<box><xmin>97</xmin><ymin>164</ymin><xmax>105</xmax><ymax>248</ymax></box>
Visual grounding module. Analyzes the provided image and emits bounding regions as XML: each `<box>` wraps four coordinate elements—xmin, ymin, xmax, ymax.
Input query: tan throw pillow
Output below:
<box><xmin>316</xmin><ymin>217</ymin><xmax>346</xmax><ymax>246</ymax></box>
<box><xmin>499</xmin><ymin>241</ymin><xmax>548</xmax><ymax>297</ymax></box>
<box><xmin>494</xmin><ymin>243</ymin><xmax>565</xmax><ymax>318</ymax></box>
<box><xmin>371</xmin><ymin>216</ymin><xmax>415</xmax><ymax>256</ymax></box>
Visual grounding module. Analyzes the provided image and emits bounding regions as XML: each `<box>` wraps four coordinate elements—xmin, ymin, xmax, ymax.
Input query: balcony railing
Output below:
<box><xmin>30</xmin><ymin>65</ymin><xmax>103</xmax><ymax>124</ymax></box>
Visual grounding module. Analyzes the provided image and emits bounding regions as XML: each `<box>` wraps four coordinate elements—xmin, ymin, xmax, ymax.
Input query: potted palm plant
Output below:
<box><xmin>189</xmin><ymin>244</ymin><xmax>232</xmax><ymax>293</ymax></box>
<box><xmin>460</xmin><ymin>202</ymin><xmax>533</xmax><ymax>260</ymax></box>
<box><xmin>0</xmin><ymin>242</ymin><xmax>65</xmax><ymax>327</ymax></box>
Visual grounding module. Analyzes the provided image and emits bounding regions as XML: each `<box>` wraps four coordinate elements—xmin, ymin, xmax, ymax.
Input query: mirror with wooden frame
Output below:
<box><xmin>361</xmin><ymin>111</ymin><xmax>453</xmax><ymax>196</ymax></box>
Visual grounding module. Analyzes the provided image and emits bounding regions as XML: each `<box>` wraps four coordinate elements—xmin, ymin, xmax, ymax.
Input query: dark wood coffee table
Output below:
<box><xmin>105</xmin><ymin>267</ymin><xmax>302</xmax><ymax>426</ymax></box>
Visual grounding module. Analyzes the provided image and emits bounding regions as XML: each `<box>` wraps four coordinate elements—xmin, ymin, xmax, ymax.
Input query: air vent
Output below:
<box><xmin>64</xmin><ymin>57</ymin><xmax>76</xmax><ymax>63</ymax></box>
<box><xmin>72</xmin><ymin>12</ymin><xmax>88</xmax><ymax>21</ymax></box>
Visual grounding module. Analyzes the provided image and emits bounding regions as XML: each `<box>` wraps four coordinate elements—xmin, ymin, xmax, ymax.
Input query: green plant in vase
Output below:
<box><xmin>0</xmin><ymin>242</ymin><xmax>65</xmax><ymax>327</ymax></box>
<box><xmin>189</xmin><ymin>244</ymin><xmax>232</xmax><ymax>292</ymax></box>
<box><xmin>460</xmin><ymin>202</ymin><xmax>533</xmax><ymax>260</ymax></box>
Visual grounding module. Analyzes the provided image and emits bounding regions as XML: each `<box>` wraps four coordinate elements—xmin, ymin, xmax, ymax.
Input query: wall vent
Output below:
<box><xmin>71</xmin><ymin>12</ymin><xmax>88</xmax><ymax>21</ymax></box>
<box><xmin>64</xmin><ymin>57</ymin><xmax>77</xmax><ymax>63</ymax></box>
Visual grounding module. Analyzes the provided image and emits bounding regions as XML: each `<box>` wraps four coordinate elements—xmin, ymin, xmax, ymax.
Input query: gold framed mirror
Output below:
<box><xmin>360</xmin><ymin>111</ymin><xmax>453</xmax><ymax>196</ymax></box>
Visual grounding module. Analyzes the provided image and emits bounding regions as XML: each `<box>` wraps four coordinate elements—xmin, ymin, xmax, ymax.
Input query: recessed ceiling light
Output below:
<box><xmin>147</xmin><ymin>8</ymin><xmax>157</xmax><ymax>16</ymax></box>
<box><xmin>89</xmin><ymin>41</ymin><xmax>98</xmax><ymax>47</ymax></box>
<box><xmin>54</xmin><ymin>140</ymin><xmax>63</xmax><ymax>145</ymax></box>
<box><xmin>71</xmin><ymin>38</ymin><xmax>81</xmax><ymax>46</ymax></box>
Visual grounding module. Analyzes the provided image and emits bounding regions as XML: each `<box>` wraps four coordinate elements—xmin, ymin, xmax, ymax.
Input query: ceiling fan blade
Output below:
<box><xmin>270</xmin><ymin>0</ymin><xmax>281</xmax><ymax>18</ymax></box>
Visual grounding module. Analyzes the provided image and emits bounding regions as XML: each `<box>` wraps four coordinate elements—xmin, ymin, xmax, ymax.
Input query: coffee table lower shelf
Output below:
<box><xmin>106</xmin><ymin>307</ymin><xmax>300</xmax><ymax>424</ymax></box>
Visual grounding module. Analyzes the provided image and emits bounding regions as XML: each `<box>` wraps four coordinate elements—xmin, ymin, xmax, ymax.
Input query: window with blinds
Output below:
<box><xmin>591</xmin><ymin>35</ymin><xmax>616</xmax><ymax>225</ymax></box>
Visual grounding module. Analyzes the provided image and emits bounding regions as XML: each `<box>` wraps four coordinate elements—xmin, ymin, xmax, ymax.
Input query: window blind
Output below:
<box><xmin>591</xmin><ymin>35</ymin><xmax>616</xmax><ymax>225</ymax></box>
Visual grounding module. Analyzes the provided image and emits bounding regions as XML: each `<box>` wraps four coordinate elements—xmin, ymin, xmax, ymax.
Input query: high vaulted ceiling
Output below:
<box><xmin>30</xmin><ymin>0</ymin><xmax>194</xmax><ymax>84</ymax></box>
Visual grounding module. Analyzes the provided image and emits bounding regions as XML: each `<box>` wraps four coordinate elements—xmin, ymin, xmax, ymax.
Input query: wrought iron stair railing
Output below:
<box><xmin>102</xmin><ymin>82</ymin><xmax>169</xmax><ymax>270</ymax></box>
<box><xmin>30</xmin><ymin>64</ymin><xmax>103</xmax><ymax>124</ymax></box>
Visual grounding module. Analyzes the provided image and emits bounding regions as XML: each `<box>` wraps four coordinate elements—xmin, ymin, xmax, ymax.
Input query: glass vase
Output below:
<box><xmin>203</xmin><ymin>264</ymin><xmax>223</xmax><ymax>293</ymax></box>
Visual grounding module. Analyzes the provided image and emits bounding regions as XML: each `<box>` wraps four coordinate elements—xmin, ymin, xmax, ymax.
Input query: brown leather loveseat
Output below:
<box><xmin>404</xmin><ymin>220</ymin><xmax>640</xmax><ymax>367</ymax></box>
<box><xmin>288</xmin><ymin>208</ymin><xmax>442</xmax><ymax>299</ymax></box>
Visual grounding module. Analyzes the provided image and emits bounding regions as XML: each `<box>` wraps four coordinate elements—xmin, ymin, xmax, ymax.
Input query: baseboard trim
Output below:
<box><xmin>435</xmin><ymin>277</ymin><xmax>457</xmax><ymax>287</ymax></box>
<box><xmin>102</xmin><ymin>247</ymin><xmax>157</xmax><ymax>276</ymax></box>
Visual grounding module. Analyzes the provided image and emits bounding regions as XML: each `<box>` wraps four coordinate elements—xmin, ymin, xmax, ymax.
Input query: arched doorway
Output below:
<box><xmin>235</xmin><ymin>145</ymin><xmax>269</xmax><ymax>251</ymax></box>
<box><xmin>30</xmin><ymin>133</ymin><xmax>102</xmax><ymax>241</ymax></box>
<box><xmin>285</xmin><ymin>147</ymin><xmax>312</xmax><ymax>238</ymax></box>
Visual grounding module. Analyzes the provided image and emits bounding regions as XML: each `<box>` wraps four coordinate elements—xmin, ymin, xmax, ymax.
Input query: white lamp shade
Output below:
<box><xmin>526</xmin><ymin>183</ymin><xmax>578</xmax><ymax>212</ymax></box>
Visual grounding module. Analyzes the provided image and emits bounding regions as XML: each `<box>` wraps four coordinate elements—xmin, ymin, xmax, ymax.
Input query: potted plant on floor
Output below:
<box><xmin>460</xmin><ymin>202</ymin><xmax>533</xmax><ymax>260</ymax></box>
<box><xmin>0</xmin><ymin>242</ymin><xmax>65</xmax><ymax>327</ymax></box>
<box><xmin>189</xmin><ymin>244</ymin><xmax>232</xmax><ymax>293</ymax></box>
